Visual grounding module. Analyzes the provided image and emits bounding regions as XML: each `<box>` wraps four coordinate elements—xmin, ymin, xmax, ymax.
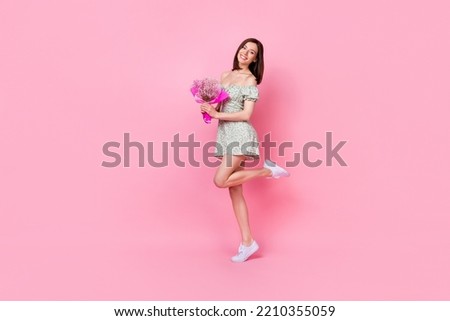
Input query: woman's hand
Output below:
<box><xmin>200</xmin><ymin>103</ymin><xmax>219</xmax><ymax>119</ymax></box>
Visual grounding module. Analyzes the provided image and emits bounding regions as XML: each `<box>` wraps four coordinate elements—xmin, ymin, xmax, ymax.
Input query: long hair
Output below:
<box><xmin>232</xmin><ymin>38</ymin><xmax>264</xmax><ymax>85</ymax></box>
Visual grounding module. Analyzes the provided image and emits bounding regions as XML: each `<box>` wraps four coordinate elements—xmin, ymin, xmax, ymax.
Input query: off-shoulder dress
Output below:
<box><xmin>214</xmin><ymin>84</ymin><xmax>260</xmax><ymax>160</ymax></box>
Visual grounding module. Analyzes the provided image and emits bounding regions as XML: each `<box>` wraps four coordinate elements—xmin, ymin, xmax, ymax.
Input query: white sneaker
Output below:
<box><xmin>264</xmin><ymin>159</ymin><xmax>290</xmax><ymax>179</ymax></box>
<box><xmin>231</xmin><ymin>240</ymin><xmax>259</xmax><ymax>263</ymax></box>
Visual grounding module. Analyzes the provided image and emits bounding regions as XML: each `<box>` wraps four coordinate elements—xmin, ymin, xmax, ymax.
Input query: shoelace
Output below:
<box><xmin>236</xmin><ymin>245</ymin><xmax>245</xmax><ymax>255</ymax></box>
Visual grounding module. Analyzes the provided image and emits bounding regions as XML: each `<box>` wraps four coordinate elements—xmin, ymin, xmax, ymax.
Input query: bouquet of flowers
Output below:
<box><xmin>190</xmin><ymin>78</ymin><xmax>229</xmax><ymax>124</ymax></box>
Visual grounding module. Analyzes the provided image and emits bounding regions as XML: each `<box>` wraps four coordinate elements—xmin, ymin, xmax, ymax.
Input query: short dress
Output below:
<box><xmin>214</xmin><ymin>84</ymin><xmax>260</xmax><ymax>160</ymax></box>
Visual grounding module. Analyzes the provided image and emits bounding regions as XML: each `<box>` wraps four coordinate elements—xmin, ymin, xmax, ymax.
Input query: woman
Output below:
<box><xmin>200</xmin><ymin>38</ymin><xmax>290</xmax><ymax>263</ymax></box>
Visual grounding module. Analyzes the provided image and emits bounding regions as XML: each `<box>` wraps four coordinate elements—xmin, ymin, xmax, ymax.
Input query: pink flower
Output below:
<box><xmin>190</xmin><ymin>78</ymin><xmax>229</xmax><ymax>124</ymax></box>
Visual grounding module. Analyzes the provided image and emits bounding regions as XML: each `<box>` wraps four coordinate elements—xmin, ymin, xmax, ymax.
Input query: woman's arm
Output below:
<box><xmin>200</xmin><ymin>100</ymin><xmax>255</xmax><ymax>122</ymax></box>
<box><xmin>200</xmin><ymin>73</ymin><xmax>257</xmax><ymax>121</ymax></box>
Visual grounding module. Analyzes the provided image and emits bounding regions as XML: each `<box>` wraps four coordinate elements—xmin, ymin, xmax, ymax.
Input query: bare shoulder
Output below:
<box><xmin>243</xmin><ymin>75</ymin><xmax>257</xmax><ymax>86</ymax></box>
<box><xmin>220</xmin><ymin>70</ymin><xmax>232</xmax><ymax>81</ymax></box>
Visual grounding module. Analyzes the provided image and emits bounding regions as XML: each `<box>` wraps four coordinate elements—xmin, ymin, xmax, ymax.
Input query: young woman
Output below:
<box><xmin>200</xmin><ymin>38</ymin><xmax>290</xmax><ymax>263</ymax></box>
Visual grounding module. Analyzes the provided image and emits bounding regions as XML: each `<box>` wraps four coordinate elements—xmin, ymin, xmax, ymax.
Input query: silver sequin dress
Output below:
<box><xmin>214</xmin><ymin>84</ymin><xmax>260</xmax><ymax>160</ymax></box>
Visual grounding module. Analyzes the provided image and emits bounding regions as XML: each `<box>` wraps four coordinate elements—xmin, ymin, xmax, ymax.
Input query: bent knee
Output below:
<box><xmin>213</xmin><ymin>177</ymin><xmax>228</xmax><ymax>188</ymax></box>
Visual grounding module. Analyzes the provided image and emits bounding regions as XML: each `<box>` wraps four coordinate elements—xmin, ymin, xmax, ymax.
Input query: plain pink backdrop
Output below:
<box><xmin>1</xmin><ymin>0</ymin><xmax>449</xmax><ymax>300</ymax></box>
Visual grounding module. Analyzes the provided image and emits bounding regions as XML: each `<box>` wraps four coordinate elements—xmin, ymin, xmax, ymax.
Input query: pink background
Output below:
<box><xmin>1</xmin><ymin>0</ymin><xmax>449</xmax><ymax>300</ymax></box>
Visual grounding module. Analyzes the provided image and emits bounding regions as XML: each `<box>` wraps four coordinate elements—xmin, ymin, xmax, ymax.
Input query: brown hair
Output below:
<box><xmin>232</xmin><ymin>38</ymin><xmax>264</xmax><ymax>85</ymax></box>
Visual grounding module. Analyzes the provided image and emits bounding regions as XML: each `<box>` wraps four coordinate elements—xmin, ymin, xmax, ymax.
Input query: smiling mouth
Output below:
<box><xmin>240</xmin><ymin>54</ymin><xmax>248</xmax><ymax>60</ymax></box>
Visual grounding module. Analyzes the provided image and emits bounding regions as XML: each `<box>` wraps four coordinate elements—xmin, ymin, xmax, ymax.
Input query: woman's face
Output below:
<box><xmin>237</xmin><ymin>42</ymin><xmax>258</xmax><ymax>66</ymax></box>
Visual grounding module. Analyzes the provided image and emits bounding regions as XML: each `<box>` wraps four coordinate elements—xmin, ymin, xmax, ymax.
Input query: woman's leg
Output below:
<box><xmin>228</xmin><ymin>167</ymin><xmax>253</xmax><ymax>246</ymax></box>
<box><xmin>214</xmin><ymin>155</ymin><xmax>271</xmax><ymax>189</ymax></box>
<box><xmin>215</xmin><ymin>156</ymin><xmax>260</xmax><ymax>261</ymax></box>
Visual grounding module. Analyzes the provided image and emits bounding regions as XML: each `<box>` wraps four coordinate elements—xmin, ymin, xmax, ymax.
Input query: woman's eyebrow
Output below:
<box><xmin>243</xmin><ymin>46</ymin><xmax>257</xmax><ymax>53</ymax></box>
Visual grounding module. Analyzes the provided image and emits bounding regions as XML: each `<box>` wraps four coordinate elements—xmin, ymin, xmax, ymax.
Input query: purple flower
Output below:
<box><xmin>190</xmin><ymin>78</ymin><xmax>228</xmax><ymax>103</ymax></box>
<box><xmin>190</xmin><ymin>77</ymin><xmax>229</xmax><ymax>124</ymax></box>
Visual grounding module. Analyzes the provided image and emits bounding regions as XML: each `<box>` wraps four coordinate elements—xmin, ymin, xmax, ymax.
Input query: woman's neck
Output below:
<box><xmin>235</xmin><ymin>67</ymin><xmax>252</xmax><ymax>75</ymax></box>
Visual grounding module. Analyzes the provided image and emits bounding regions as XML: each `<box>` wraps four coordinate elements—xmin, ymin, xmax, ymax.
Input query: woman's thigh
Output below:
<box><xmin>214</xmin><ymin>155</ymin><xmax>246</xmax><ymax>186</ymax></box>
